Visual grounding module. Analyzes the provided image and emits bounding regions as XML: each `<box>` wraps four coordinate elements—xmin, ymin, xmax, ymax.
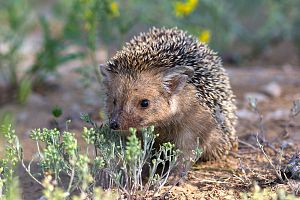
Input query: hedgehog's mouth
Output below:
<box><xmin>109</xmin><ymin>117</ymin><xmax>149</xmax><ymax>131</ymax></box>
<box><xmin>109</xmin><ymin>121</ymin><xmax>151</xmax><ymax>133</ymax></box>
<box><xmin>110</xmin><ymin>128</ymin><xmax>149</xmax><ymax>139</ymax></box>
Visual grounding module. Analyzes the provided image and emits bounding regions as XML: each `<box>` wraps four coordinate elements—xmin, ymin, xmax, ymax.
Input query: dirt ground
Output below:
<box><xmin>1</xmin><ymin>64</ymin><xmax>300</xmax><ymax>199</ymax></box>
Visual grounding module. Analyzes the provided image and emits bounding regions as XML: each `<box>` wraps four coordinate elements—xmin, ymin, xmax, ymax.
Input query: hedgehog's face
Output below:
<box><xmin>100</xmin><ymin>65</ymin><xmax>194</xmax><ymax>132</ymax></box>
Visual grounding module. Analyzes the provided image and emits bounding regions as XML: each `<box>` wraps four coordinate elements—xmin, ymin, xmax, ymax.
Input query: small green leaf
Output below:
<box><xmin>52</xmin><ymin>106</ymin><xmax>63</xmax><ymax>118</ymax></box>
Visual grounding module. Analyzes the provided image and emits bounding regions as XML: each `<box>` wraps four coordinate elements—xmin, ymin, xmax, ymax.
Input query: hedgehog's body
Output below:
<box><xmin>101</xmin><ymin>27</ymin><xmax>237</xmax><ymax>173</ymax></box>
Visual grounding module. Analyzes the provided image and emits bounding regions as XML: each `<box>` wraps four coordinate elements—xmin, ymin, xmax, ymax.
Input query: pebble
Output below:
<box><xmin>260</xmin><ymin>82</ymin><xmax>282</xmax><ymax>98</ymax></box>
<box><xmin>236</xmin><ymin>109</ymin><xmax>257</xmax><ymax>121</ymax></box>
<box><xmin>244</xmin><ymin>92</ymin><xmax>269</xmax><ymax>103</ymax></box>
<box><xmin>264</xmin><ymin>109</ymin><xmax>290</xmax><ymax>121</ymax></box>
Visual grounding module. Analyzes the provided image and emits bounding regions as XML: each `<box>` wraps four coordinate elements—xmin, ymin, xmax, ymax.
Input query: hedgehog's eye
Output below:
<box><xmin>113</xmin><ymin>98</ymin><xmax>116</xmax><ymax>105</ymax></box>
<box><xmin>140</xmin><ymin>99</ymin><xmax>150</xmax><ymax>108</ymax></box>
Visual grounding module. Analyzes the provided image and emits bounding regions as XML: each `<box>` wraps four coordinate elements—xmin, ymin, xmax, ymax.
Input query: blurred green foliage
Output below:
<box><xmin>0</xmin><ymin>124</ymin><xmax>21</xmax><ymax>198</ymax></box>
<box><xmin>52</xmin><ymin>106</ymin><xmax>63</xmax><ymax>118</ymax></box>
<box><xmin>0</xmin><ymin>0</ymin><xmax>300</xmax><ymax>104</ymax></box>
<box><xmin>54</xmin><ymin>0</ymin><xmax>299</xmax><ymax>56</ymax></box>
<box><xmin>0</xmin><ymin>113</ymin><xmax>14</xmax><ymax>135</ymax></box>
<box><xmin>29</xmin><ymin>16</ymin><xmax>84</xmax><ymax>84</ymax></box>
<box><xmin>17</xmin><ymin>78</ymin><xmax>31</xmax><ymax>104</ymax></box>
<box><xmin>0</xmin><ymin>0</ymin><xmax>31</xmax><ymax>104</ymax></box>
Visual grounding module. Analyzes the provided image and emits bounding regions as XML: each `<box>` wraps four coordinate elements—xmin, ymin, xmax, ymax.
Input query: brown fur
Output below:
<box><xmin>102</xmin><ymin>68</ymin><xmax>229</xmax><ymax>173</ymax></box>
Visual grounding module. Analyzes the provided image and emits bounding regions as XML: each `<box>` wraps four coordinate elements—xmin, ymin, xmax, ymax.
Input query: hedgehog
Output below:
<box><xmin>100</xmin><ymin>27</ymin><xmax>237</xmax><ymax>175</ymax></box>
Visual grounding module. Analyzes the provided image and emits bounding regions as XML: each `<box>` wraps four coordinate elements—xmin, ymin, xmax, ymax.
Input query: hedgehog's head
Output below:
<box><xmin>100</xmin><ymin>64</ymin><xmax>194</xmax><ymax>131</ymax></box>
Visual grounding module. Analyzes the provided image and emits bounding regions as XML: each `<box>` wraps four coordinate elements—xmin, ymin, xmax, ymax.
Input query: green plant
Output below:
<box><xmin>58</xmin><ymin>0</ymin><xmax>121</xmax><ymax>87</ymax></box>
<box><xmin>0</xmin><ymin>0</ymin><xmax>30</xmax><ymax>86</ymax></box>
<box><xmin>80</xmin><ymin>114</ymin><xmax>200</xmax><ymax>198</ymax></box>
<box><xmin>52</xmin><ymin>106</ymin><xmax>63</xmax><ymax>118</ymax></box>
<box><xmin>0</xmin><ymin>0</ymin><xmax>83</xmax><ymax>104</ymax></box>
<box><xmin>0</xmin><ymin>0</ymin><xmax>33</xmax><ymax>104</ymax></box>
<box><xmin>104</xmin><ymin>127</ymin><xmax>181</xmax><ymax>197</ymax></box>
<box><xmin>16</xmin><ymin>78</ymin><xmax>32</xmax><ymax>104</ymax></box>
<box><xmin>0</xmin><ymin>124</ymin><xmax>21</xmax><ymax>198</ymax></box>
<box><xmin>0</xmin><ymin>112</ymin><xmax>14</xmax><ymax>156</ymax></box>
<box><xmin>29</xmin><ymin>16</ymin><xmax>84</xmax><ymax>85</ymax></box>
<box><xmin>0</xmin><ymin>112</ymin><xmax>201</xmax><ymax>199</ymax></box>
<box><xmin>0</xmin><ymin>113</ymin><xmax>14</xmax><ymax>135</ymax></box>
<box><xmin>0</xmin><ymin>177</ymin><xmax>21</xmax><ymax>200</ymax></box>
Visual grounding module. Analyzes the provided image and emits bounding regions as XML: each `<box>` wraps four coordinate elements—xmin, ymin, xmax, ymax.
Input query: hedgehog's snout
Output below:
<box><xmin>109</xmin><ymin>112</ymin><xmax>120</xmax><ymax>130</ymax></box>
<box><xmin>109</xmin><ymin>119</ymin><xmax>120</xmax><ymax>130</ymax></box>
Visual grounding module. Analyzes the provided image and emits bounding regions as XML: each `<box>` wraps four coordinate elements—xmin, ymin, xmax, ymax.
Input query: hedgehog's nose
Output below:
<box><xmin>109</xmin><ymin>120</ymin><xmax>119</xmax><ymax>130</ymax></box>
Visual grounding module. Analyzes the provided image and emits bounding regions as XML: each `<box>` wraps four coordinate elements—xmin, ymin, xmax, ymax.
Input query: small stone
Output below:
<box><xmin>265</xmin><ymin>109</ymin><xmax>290</xmax><ymax>121</ymax></box>
<box><xmin>236</xmin><ymin>109</ymin><xmax>257</xmax><ymax>121</ymax></box>
<box><xmin>261</xmin><ymin>82</ymin><xmax>282</xmax><ymax>98</ymax></box>
<box><xmin>244</xmin><ymin>92</ymin><xmax>269</xmax><ymax>103</ymax></box>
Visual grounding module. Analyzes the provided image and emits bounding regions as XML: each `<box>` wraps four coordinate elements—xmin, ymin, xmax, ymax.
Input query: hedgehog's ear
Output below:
<box><xmin>163</xmin><ymin>66</ymin><xmax>194</xmax><ymax>94</ymax></box>
<box><xmin>99</xmin><ymin>64</ymin><xmax>111</xmax><ymax>81</ymax></box>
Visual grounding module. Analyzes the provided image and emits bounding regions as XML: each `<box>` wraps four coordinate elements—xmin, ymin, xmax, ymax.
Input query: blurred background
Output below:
<box><xmin>1</xmin><ymin>0</ymin><xmax>300</xmax><ymax>158</ymax></box>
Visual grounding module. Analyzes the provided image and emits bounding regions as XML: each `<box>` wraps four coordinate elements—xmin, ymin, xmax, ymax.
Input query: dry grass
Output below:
<box><xmin>153</xmin><ymin>141</ymin><xmax>300</xmax><ymax>199</ymax></box>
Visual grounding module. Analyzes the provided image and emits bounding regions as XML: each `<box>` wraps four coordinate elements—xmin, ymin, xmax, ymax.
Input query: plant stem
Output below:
<box><xmin>66</xmin><ymin>163</ymin><xmax>75</xmax><ymax>195</ymax></box>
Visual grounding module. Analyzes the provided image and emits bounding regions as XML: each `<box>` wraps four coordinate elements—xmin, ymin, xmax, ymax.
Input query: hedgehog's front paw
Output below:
<box><xmin>166</xmin><ymin>164</ymin><xmax>189</xmax><ymax>186</ymax></box>
<box><xmin>167</xmin><ymin>173</ymin><xmax>186</xmax><ymax>186</ymax></box>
